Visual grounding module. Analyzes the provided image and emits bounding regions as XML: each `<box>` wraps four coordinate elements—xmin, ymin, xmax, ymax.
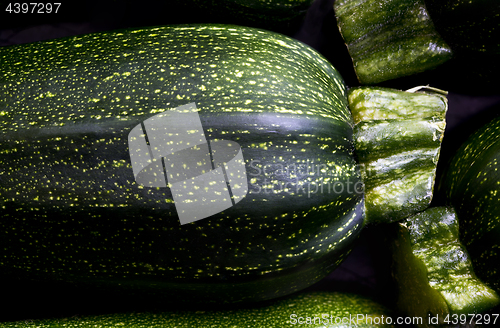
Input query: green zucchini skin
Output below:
<box><xmin>333</xmin><ymin>0</ymin><xmax>452</xmax><ymax>84</ymax></box>
<box><xmin>0</xmin><ymin>24</ymin><xmax>450</xmax><ymax>305</ymax></box>
<box><xmin>0</xmin><ymin>24</ymin><xmax>364</xmax><ymax>304</ymax></box>
<box><xmin>391</xmin><ymin>207</ymin><xmax>499</xmax><ymax>323</ymax></box>
<box><xmin>444</xmin><ymin>116</ymin><xmax>500</xmax><ymax>294</ymax></box>
<box><xmin>0</xmin><ymin>291</ymin><xmax>394</xmax><ymax>327</ymax></box>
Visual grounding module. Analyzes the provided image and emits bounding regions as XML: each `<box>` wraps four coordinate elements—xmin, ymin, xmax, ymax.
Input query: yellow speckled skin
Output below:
<box><xmin>0</xmin><ymin>25</ymin><xmax>364</xmax><ymax>304</ymax></box>
<box><xmin>0</xmin><ymin>25</ymin><xmax>448</xmax><ymax>305</ymax></box>
<box><xmin>445</xmin><ymin>116</ymin><xmax>500</xmax><ymax>294</ymax></box>
<box><xmin>0</xmin><ymin>292</ymin><xmax>394</xmax><ymax>328</ymax></box>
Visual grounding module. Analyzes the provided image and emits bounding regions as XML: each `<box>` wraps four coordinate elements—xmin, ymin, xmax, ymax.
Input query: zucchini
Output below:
<box><xmin>444</xmin><ymin>115</ymin><xmax>500</xmax><ymax>293</ymax></box>
<box><xmin>333</xmin><ymin>0</ymin><xmax>452</xmax><ymax>84</ymax></box>
<box><xmin>390</xmin><ymin>207</ymin><xmax>499</xmax><ymax>327</ymax></box>
<box><xmin>0</xmin><ymin>25</ymin><xmax>446</xmax><ymax>304</ymax></box>
<box><xmin>0</xmin><ymin>291</ymin><xmax>394</xmax><ymax>327</ymax></box>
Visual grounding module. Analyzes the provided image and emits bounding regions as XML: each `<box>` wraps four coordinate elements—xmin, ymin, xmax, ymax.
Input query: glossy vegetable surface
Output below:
<box><xmin>0</xmin><ymin>24</ymin><xmax>446</xmax><ymax>305</ymax></box>
<box><xmin>391</xmin><ymin>207</ymin><xmax>499</xmax><ymax>326</ymax></box>
<box><xmin>350</xmin><ymin>86</ymin><xmax>447</xmax><ymax>223</ymax></box>
<box><xmin>0</xmin><ymin>24</ymin><xmax>361</xmax><ymax>304</ymax></box>
<box><xmin>0</xmin><ymin>291</ymin><xmax>394</xmax><ymax>327</ymax></box>
<box><xmin>333</xmin><ymin>0</ymin><xmax>452</xmax><ymax>84</ymax></box>
<box><xmin>444</xmin><ymin>116</ymin><xmax>500</xmax><ymax>294</ymax></box>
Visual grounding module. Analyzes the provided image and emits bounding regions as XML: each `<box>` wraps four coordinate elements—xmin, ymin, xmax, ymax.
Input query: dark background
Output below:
<box><xmin>1</xmin><ymin>0</ymin><xmax>500</xmax><ymax>325</ymax></box>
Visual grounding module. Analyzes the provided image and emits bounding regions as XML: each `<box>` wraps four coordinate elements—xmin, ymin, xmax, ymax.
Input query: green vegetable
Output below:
<box><xmin>350</xmin><ymin>86</ymin><xmax>447</xmax><ymax>223</ymax></box>
<box><xmin>0</xmin><ymin>291</ymin><xmax>394</xmax><ymax>327</ymax></box>
<box><xmin>0</xmin><ymin>25</ymin><xmax>446</xmax><ymax>304</ymax></box>
<box><xmin>391</xmin><ymin>207</ymin><xmax>499</xmax><ymax>327</ymax></box>
<box><xmin>444</xmin><ymin>116</ymin><xmax>500</xmax><ymax>294</ymax></box>
<box><xmin>333</xmin><ymin>0</ymin><xmax>452</xmax><ymax>84</ymax></box>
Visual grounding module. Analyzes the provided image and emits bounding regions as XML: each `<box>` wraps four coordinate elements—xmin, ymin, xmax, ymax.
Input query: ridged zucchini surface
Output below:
<box><xmin>0</xmin><ymin>24</ymin><xmax>447</xmax><ymax>304</ymax></box>
<box><xmin>0</xmin><ymin>291</ymin><xmax>394</xmax><ymax>327</ymax></box>
<box><xmin>349</xmin><ymin>86</ymin><xmax>447</xmax><ymax>223</ymax></box>
<box><xmin>0</xmin><ymin>24</ymin><xmax>363</xmax><ymax>304</ymax></box>
<box><xmin>444</xmin><ymin>116</ymin><xmax>500</xmax><ymax>294</ymax></box>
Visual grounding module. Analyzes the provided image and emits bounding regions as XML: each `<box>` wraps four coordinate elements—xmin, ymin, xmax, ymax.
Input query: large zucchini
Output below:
<box><xmin>0</xmin><ymin>25</ymin><xmax>446</xmax><ymax>304</ymax></box>
<box><xmin>444</xmin><ymin>115</ymin><xmax>500</xmax><ymax>293</ymax></box>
